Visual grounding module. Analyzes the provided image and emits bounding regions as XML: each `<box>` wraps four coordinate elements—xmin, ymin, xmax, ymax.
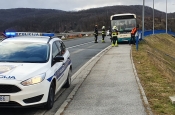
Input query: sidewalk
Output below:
<box><xmin>56</xmin><ymin>45</ymin><xmax>152</xmax><ymax>115</ymax></box>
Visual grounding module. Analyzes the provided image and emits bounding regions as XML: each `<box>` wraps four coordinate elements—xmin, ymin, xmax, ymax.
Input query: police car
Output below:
<box><xmin>0</xmin><ymin>32</ymin><xmax>72</xmax><ymax>109</ymax></box>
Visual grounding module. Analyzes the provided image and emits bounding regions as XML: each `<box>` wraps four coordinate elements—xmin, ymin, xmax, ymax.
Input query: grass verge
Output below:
<box><xmin>132</xmin><ymin>34</ymin><xmax>175</xmax><ymax>115</ymax></box>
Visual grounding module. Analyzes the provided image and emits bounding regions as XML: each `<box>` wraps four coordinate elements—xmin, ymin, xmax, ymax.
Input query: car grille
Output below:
<box><xmin>0</xmin><ymin>85</ymin><xmax>21</xmax><ymax>93</ymax></box>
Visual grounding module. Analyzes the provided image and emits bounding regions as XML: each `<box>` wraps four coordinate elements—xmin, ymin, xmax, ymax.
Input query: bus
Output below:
<box><xmin>110</xmin><ymin>13</ymin><xmax>137</xmax><ymax>42</ymax></box>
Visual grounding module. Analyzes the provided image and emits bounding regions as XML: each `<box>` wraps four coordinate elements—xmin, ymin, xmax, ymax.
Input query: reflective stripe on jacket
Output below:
<box><xmin>94</xmin><ymin>33</ymin><xmax>97</xmax><ymax>35</ymax></box>
<box><xmin>102</xmin><ymin>29</ymin><xmax>106</xmax><ymax>35</ymax></box>
<box><xmin>94</xmin><ymin>28</ymin><xmax>98</xmax><ymax>36</ymax></box>
<box><xmin>131</xmin><ymin>27</ymin><xmax>137</xmax><ymax>35</ymax></box>
<box><xmin>112</xmin><ymin>30</ymin><xmax>118</xmax><ymax>37</ymax></box>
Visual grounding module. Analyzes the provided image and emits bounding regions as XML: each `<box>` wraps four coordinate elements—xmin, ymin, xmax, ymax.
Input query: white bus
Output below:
<box><xmin>110</xmin><ymin>13</ymin><xmax>137</xmax><ymax>42</ymax></box>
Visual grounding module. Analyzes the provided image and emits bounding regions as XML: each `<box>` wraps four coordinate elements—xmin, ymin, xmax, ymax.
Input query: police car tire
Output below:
<box><xmin>44</xmin><ymin>82</ymin><xmax>55</xmax><ymax>110</ymax></box>
<box><xmin>63</xmin><ymin>69</ymin><xmax>71</xmax><ymax>88</ymax></box>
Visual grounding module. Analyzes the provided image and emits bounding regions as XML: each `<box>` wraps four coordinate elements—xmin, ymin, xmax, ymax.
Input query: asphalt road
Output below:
<box><xmin>0</xmin><ymin>36</ymin><xmax>111</xmax><ymax>115</ymax></box>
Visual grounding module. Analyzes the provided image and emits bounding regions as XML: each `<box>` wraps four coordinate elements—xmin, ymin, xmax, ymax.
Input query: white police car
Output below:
<box><xmin>0</xmin><ymin>32</ymin><xmax>72</xmax><ymax>109</ymax></box>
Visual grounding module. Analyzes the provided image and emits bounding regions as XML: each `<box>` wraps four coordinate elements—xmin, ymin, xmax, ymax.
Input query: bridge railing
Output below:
<box><xmin>136</xmin><ymin>30</ymin><xmax>175</xmax><ymax>51</ymax></box>
<box><xmin>138</xmin><ymin>30</ymin><xmax>175</xmax><ymax>40</ymax></box>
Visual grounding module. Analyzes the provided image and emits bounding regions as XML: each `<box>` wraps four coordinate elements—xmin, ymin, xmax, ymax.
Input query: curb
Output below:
<box><xmin>54</xmin><ymin>45</ymin><xmax>112</xmax><ymax>115</ymax></box>
<box><xmin>130</xmin><ymin>46</ymin><xmax>153</xmax><ymax>115</ymax></box>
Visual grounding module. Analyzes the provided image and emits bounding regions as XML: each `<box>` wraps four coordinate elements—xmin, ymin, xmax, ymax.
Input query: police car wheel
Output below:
<box><xmin>44</xmin><ymin>82</ymin><xmax>55</xmax><ymax>110</ymax></box>
<box><xmin>63</xmin><ymin>69</ymin><xmax>71</xmax><ymax>88</ymax></box>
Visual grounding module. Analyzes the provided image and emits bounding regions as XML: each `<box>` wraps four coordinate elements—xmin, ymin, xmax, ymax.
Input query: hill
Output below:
<box><xmin>132</xmin><ymin>34</ymin><xmax>175</xmax><ymax>114</ymax></box>
<box><xmin>0</xmin><ymin>5</ymin><xmax>175</xmax><ymax>32</ymax></box>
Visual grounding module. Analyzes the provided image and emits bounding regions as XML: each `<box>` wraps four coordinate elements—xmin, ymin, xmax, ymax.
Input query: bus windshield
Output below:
<box><xmin>111</xmin><ymin>19</ymin><xmax>136</xmax><ymax>31</ymax></box>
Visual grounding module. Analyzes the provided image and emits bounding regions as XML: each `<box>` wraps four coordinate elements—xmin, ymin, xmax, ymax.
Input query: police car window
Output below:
<box><xmin>60</xmin><ymin>41</ymin><xmax>66</xmax><ymax>55</ymax></box>
<box><xmin>52</xmin><ymin>42</ymin><xmax>59</xmax><ymax>58</ymax></box>
<box><xmin>55</xmin><ymin>41</ymin><xmax>62</xmax><ymax>56</ymax></box>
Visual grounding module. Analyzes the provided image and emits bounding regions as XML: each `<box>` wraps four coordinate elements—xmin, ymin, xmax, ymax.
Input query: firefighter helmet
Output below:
<box><xmin>102</xmin><ymin>26</ymin><xmax>105</xmax><ymax>29</ymax></box>
<box><xmin>112</xmin><ymin>26</ymin><xmax>117</xmax><ymax>30</ymax></box>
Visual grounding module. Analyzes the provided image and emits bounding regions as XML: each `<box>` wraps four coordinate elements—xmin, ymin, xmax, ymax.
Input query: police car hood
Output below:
<box><xmin>0</xmin><ymin>63</ymin><xmax>48</xmax><ymax>81</ymax></box>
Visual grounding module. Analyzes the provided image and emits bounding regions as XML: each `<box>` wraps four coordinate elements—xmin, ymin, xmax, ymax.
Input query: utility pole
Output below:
<box><xmin>142</xmin><ymin>0</ymin><xmax>145</xmax><ymax>39</ymax></box>
<box><xmin>166</xmin><ymin>0</ymin><xmax>167</xmax><ymax>33</ymax></box>
<box><xmin>106</xmin><ymin>10</ymin><xmax>109</xmax><ymax>28</ymax></box>
<box><xmin>153</xmin><ymin>0</ymin><xmax>154</xmax><ymax>34</ymax></box>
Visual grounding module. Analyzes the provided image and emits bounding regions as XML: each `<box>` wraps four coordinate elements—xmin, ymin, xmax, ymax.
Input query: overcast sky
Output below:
<box><xmin>0</xmin><ymin>0</ymin><xmax>175</xmax><ymax>13</ymax></box>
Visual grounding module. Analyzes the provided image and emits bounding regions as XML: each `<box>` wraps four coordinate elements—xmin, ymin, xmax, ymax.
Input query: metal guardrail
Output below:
<box><xmin>138</xmin><ymin>30</ymin><xmax>175</xmax><ymax>40</ymax></box>
<box><xmin>56</xmin><ymin>31</ymin><xmax>106</xmax><ymax>39</ymax></box>
<box><xmin>55</xmin><ymin>31</ymin><xmax>95</xmax><ymax>39</ymax></box>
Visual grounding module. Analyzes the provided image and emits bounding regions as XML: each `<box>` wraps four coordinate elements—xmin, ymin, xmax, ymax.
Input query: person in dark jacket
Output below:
<box><xmin>94</xmin><ymin>25</ymin><xmax>98</xmax><ymax>43</ymax></box>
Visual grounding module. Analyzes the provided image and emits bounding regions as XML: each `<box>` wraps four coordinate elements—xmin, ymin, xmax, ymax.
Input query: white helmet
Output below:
<box><xmin>102</xmin><ymin>26</ymin><xmax>105</xmax><ymax>29</ymax></box>
<box><xmin>113</xmin><ymin>26</ymin><xmax>117</xmax><ymax>30</ymax></box>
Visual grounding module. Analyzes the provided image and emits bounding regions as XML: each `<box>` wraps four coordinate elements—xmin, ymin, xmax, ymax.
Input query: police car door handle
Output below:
<box><xmin>62</xmin><ymin>63</ymin><xmax>65</xmax><ymax>66</ymax></box>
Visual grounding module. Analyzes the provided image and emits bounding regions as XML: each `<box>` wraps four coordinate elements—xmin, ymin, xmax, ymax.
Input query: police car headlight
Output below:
<box><xmin>21</xmin><ymin>73</ymin><xmax>46</xmax><ymax>86</ymax></box>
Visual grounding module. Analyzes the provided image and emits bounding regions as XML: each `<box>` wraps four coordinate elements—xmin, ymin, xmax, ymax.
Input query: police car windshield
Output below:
<box><xmin>0</xmin><ymin>41</ymin><xmax>49</xmax><ymax>63</ymax></box>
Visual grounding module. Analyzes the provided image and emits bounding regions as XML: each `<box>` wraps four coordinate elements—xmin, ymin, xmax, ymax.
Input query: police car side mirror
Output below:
<box><xmin>54</xmin><ymin>56</ymin><xmax>64</xmax><ymax>62</ymax></box>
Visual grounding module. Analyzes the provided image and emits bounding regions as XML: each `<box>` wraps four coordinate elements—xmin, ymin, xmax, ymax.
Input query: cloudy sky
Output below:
<box><xmin>0</xmin><ymin>0</ymin><xmax>175</xmax><ymax>13</ymax></box>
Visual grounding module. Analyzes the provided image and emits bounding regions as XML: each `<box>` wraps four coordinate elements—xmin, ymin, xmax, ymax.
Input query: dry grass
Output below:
<box><xmin>132</xmin><ymin>34</ymin><xmax>175</xmax><ymax>115</ymax></box>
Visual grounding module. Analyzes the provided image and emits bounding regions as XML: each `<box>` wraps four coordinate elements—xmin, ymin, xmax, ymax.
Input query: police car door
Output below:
<box><xmin>52</xmin><ymin>42</ymin><xmax>65</xmax><ymax>91</ymax></box>
<box><xmin>56</xmin><ymin>41</ymin><xmax>70</xmax><ymax>83</ymax></box>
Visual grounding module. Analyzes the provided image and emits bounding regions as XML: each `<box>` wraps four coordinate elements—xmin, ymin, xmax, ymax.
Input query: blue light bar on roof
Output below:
<box><xmin>5</xmin><ymin>32</ymin><xmax>16</xmax><ymax>36</ymax></box>
<box><xmin>42</xmin><ymin>33</ymin><xmax>55</xmax><ymax>37</ymax></box>
<box><xmin>5</xmin><ymin>32</ymin><xmax>55</xmax><ymax>38</ymax></box>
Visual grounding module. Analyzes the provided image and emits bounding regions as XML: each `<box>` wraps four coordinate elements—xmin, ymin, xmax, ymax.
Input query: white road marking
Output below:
<box><xmin>71</xmin><ymin>44</ymin><xmax>96</xmax><ymax>54</ymax></box>
<box><xmin>67</xmin><ymin>41</ymin><xmax>94</xmax><ymax>49</ymax></box>
<box><xmin>71</xmin><ymin>49</ymin><xmax>84</xmax><ymax>54</ymax></box>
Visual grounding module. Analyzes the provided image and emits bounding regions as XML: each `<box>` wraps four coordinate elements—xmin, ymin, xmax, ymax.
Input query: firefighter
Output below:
<box><xmin>94</xmin><ymin>25</ymin><xmax>98</xmax><ymax>43</ymax></box>
<box><xmin>130</xmin><ymin>24</ymin><xmax>139</xmax><ymax>45</ymax></box>
<box><xmin>101</xmin><ymin>26</ymin><xmax>106</xmax><ymax>43</ymax></box>
<box><xmin>111</xmin><ymin>26</ymin><xmax>118</xmax><ymax>47</ymax></box>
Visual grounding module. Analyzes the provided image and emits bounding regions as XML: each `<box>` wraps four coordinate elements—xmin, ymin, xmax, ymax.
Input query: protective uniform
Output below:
<box><xmin>111</xmin><ymin>26</ymin><xmax>118</xmax><ymax>47</ymax></box>
<box><xmin>101</xmin><ymin>26</ymin><xmax>106</xmax><ymax>43</ymax></box>
<box><xmin>94</xmin><ymin>25</ymin><xmax>98</xmax><ymax>43</ymax></box>
<box><xmin>130</xmin><ymin>24</ymin><xmax>139</xmax><ymax>45</ymax></box>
